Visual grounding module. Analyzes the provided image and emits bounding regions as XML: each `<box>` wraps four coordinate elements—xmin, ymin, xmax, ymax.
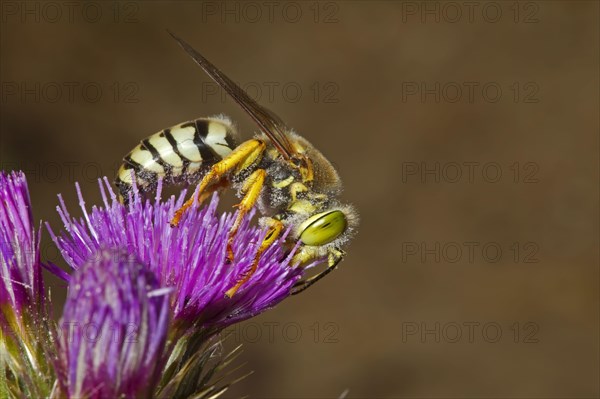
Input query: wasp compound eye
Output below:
<box><xmin>117</xmin><ymin>34</ymin><xmax>358</xmax><ymax>297</ymax></box>
<box><xmin>299</xmin><ymin>210</ymin><xmax>347</xmax><ymax>246</ymax></box>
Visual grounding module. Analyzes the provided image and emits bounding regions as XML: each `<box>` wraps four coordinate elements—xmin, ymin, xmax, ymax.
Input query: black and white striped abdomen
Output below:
<box><xmin>115</xmin><ymin>116</ymin><xmax>238</xmax><ymax>201</ymax></box>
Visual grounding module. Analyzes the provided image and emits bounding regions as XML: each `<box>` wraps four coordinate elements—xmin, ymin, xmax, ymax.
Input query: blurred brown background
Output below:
<box><xmin>1</xmin><ymin>1</ymin><xmax>598</xmax><ymax>398</ymax></box>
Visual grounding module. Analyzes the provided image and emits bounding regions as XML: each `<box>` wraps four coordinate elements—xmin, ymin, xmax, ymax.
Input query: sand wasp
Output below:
<box><xmin>115</xmin><ymin>32</ymin><xmax>358</xmax><ymax>297</ymax></box>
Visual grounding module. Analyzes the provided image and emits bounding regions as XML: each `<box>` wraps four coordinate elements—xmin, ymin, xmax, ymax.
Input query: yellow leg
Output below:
<box><xmin>226</xmin><ymin>168</ymin><xmax>266</xmax><ymax>262</ymax></box>
<box><xmin>291</xmin><ymin>247</ymin><xmax>345</xmax><ymax>295</ymax></box>
<box><xmin>196</xmin><ymin>182</ymin><xmax>224</xmax><ymax>203</ymax></box>
<box><xmin>225</xmin><ymin>218</ymin><xmax>284</xmax><ymax>298</ymax></box>
<box><xmin>170</xmin><ymin>139</ymin><xmax>265</xmax><ymax>227</ymax></box>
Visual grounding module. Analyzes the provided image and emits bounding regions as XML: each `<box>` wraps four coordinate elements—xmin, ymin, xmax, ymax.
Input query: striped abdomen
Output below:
<box><xmin>115</xmin><ymin>116</ymin><xmax>238</xmax><ymax>201</ymax></box>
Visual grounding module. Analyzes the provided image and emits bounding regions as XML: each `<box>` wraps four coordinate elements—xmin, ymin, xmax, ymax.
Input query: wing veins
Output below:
<box><xmin>168</xmin><ymin>31</ymin><xmax>296</xmax><ymax>159</ymax></box>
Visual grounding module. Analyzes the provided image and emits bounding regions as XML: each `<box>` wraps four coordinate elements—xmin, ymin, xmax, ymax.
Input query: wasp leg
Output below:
<box><xmin>225</xmin><ymin>218</ymin><xmax>284</xmax><ymax>298</ymax></box>
<box><xmin>226</xmin><ymin>168</ymin><xmax>266</xmax><ymax>263</ymax></box>
<box><xmin>170</xmin><ymin>139</ymin><xmax>265</xmax><ymax>227</ymax></box>
<box><xmin>195</xmin><ymin>178</ymin><xmax>230</xmax><ymax>204</ymax></box>
<box><xmin>291</xmin><ymin>248</ymin><xmax>345</xmax><ymax>295</ymax></box>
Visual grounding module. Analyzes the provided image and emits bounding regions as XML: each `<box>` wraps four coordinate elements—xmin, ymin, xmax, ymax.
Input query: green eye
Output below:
<box><xmin>300</xmin><ymin>210</ymin><xmax>347</xmax><ymax>246</ymax></box>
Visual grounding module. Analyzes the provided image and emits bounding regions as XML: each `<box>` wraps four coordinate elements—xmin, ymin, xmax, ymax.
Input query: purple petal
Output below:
<box><xmin>57</xmin><ymin>248</ymin><xmax>171</xmax><ymax>398</ymax></box>
<box><xmin>0</xmin><ymin>171</ymin><xmax>44</xmax><ymax>325</ymax></box>
<box><xmin>49</xmin><ymin>178</ymin><xmax>304</xmax><ymax>333</ymax></box>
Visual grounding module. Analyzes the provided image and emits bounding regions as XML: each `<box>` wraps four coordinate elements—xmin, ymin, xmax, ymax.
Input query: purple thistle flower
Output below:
<box><xmin>1</xmin><ymin>171</ymin><xmax>56</xmax><ymax>397</ymax></box>
<box><xmin>0</xmin><ymin>171</ymin><xmax>44</xmax><ymax>331</ymax></box>
<box><xmin>57</xmin><ymin>248</ymin><xmax>171</xmax><ymax>399</ymax></box>
<box><xmin>48</xmin><ymin>178</ymin><xmax>304</xmax><ymax>334</ymax></box>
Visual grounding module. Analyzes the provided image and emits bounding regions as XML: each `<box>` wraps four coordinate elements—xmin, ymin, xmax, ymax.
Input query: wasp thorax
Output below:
<box><xmin>290</xmin><ymin>154</ymin><xmax>304</xmax><ymax>168</ymax></box>
<box><xmin>299</xmin><ymin>210</ymin><xmax>348</xmax><ymax>246</ymax></box>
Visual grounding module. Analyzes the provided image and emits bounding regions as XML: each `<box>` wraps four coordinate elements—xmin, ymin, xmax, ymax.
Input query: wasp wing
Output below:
<box><xmin>168</xmin><ymin>31</ymin><xmax>296</xmax><ymax>160</ymax></box>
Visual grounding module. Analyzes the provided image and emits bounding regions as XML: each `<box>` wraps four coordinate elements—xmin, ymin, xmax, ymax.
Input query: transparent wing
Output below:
<box><xmin>168</xmin><ymin>31</ymin><xmax>296</xmax><ymax>160</ymax></box>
